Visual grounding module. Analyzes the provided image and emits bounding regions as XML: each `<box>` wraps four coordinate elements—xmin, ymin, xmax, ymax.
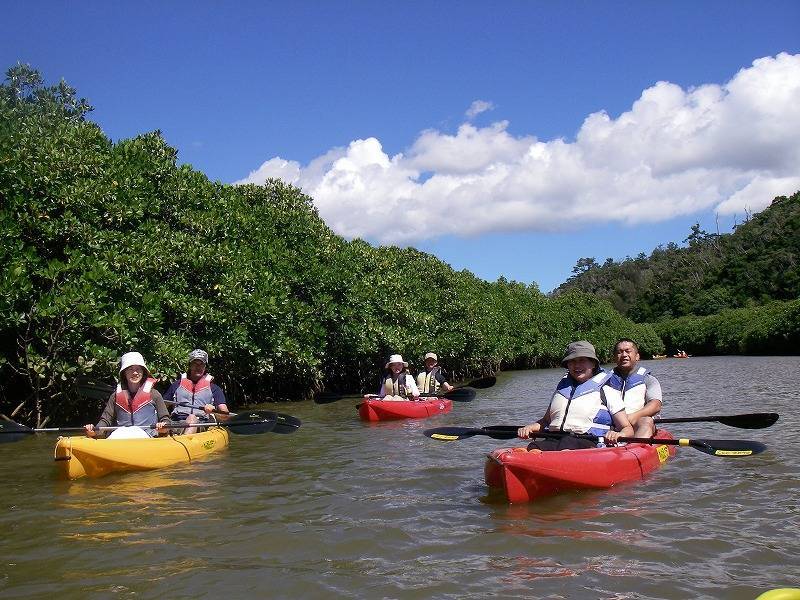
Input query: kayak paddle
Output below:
<box><xmin>423</xmin><ymin>426</ymin><xmax>766</xmax><ymax>457</ymax></box>
<box><xmin>422</xmin><ymin>411</ymin><xmax>779</xmax><ymax>441</ymax></box>
<box><xmin>424</xmin><ymin>426</ymin><xmax>519</xmax><ymax>441</ymax></box>
<box><xmin>656</xmin><ymin>412</ymin><xmax>778</xmax><ymax>429</ymax></box>
<box><xmin>454</xmin><ymin>376</ymin><xmax>496</xmax><ymax>390</ymax></box>
<box><xmin>164</xmin><ymin>400</ymin><xmax>301</xmax><ymax>434</ymax></box>
<box><xmin>530</xmin><ymin>430</ymin><xmax>768</xmax><ymax>457</ymax></box>
<box><xmin>0</xmin><ymin>410</ymin><xmax>278</xmax><ymax>442</ymax></box>
<box><xmin>317</xmin><ymin>385</ymin><xmax>477</xmax><ymax>405</ymax></box>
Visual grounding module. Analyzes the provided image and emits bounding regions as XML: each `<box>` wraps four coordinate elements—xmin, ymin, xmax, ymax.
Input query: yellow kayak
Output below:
<box><xmin>53</xmin><ymin>428</ymin><xmax>230</xmax><ymax>479</ymax></box>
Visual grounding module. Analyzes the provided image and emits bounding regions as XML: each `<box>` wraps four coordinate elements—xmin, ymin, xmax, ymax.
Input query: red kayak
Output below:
<box><xmin>485</xmin><ymin>430</ymin><xmax>676</xmax><ymax>503</ymax></box>
<box><xmin>358</xmin><ymin>398</ymin><xmax>453</xmax><ymax>421</ymax></box>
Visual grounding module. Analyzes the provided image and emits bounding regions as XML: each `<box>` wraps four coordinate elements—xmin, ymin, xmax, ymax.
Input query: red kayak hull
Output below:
<box><xmin>484</xmin><ymin>430</ymin><xmax>676</xmax><ymax>503</ymax></box>
<box><xmin>358</xmin><ymin>398</ymin><xmax>453</xmax><ymax>421</ymax></box>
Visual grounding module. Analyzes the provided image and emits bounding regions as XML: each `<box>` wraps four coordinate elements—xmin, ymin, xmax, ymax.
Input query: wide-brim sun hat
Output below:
<box><xmin>118</xmin><ymin>351</ymin><xmax>150</xmax><ymax>379</ymax></box>
<box><xmin>385</xmin><ymin>354</ymin><xmax>408</xmax><ymax>369</ymax></box>
<box><xmin>424</xmin><ymin>352</ymin><xmax>438</xmax><ymax>361</ymax></box>
<box><xmin>561</xmin><ymin>341</ymin><xmax>599</xmax><ymax>368</ymax></box>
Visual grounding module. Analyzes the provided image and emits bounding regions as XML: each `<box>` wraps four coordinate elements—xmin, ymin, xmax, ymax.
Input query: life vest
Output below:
<box><xmin>546</xmin><ymin>371</ymin><xmax>615</xmax><ymax>437</ymax></box>
<box><xmin>606</xmin><ymin>366</ymin><xmax>650</xmax><ymax>413</ymax></box>
<box><xmin>173</xmin><ymin>373</ymin><xmax>214</xmax><ymax>417</ymax></box>
<box><xmin>381</xmin><ymin>373</ymin><xmax>413</xmax><ymax>398</ymax></box>
<box><xmin>114</xmin><ymin>378</ymin><xmax>159</xmax><ymax>437</ymax></box>
<box><xmin>417</xmin><ymin>366</ymin><xmax>443</xmax><ymax>394</ymax></box>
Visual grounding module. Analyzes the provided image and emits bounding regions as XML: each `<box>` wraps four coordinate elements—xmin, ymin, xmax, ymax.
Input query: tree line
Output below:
<box><xmin>555</xmin><ymin>190</ymin><xmax>800</xmax><ymax>356</ymax></box>
<box><xmin>0</xmin><ymin>65</ymin><xmax>660</xmax><ymax>427</ymax></box>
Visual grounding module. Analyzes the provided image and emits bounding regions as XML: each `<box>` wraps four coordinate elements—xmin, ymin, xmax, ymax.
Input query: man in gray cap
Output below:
<box><xmin>416</xmin><ymin>352</ymin><xmax>454</xmax><ymax>395</ymax></box>
<box><xmin>163</xmin><ymin>349</ymin><xmax>229</xmax><ymax>434</ymax></box>
<box><xmin>517</xmin><ymin>340</ymin><xmax>634</xmax><ymax>450</ymax></box>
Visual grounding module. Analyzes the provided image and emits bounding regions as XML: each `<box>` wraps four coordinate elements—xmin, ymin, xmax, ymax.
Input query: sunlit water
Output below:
<box><xmin>1</xmin><ymin>356</ymin><xmax>798</xmax><ymax>598</ymax></box>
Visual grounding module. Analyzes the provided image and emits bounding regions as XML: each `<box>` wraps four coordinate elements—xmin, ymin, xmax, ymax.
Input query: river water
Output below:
<box><xmin>1</xmin><ymin>355</ymin><xmax>798</xmax><ymax>599</ymax></box>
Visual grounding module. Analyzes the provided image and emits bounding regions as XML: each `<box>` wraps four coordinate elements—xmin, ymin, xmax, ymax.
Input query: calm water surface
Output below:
<box><xmin>1</xmin><ymin>356</ymin><xmax>798</xmax><ymax>598</ymax></box>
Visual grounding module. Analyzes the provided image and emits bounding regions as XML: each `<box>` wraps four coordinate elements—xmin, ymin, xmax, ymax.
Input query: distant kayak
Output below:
<box><xmin>54</xmin><ymin>427</ymin><xmax>230</xmax><ymax>479</ymax></box>
<box><xmin>358</xmin><ymin>398</ymin><xmax>453</xmax><ymax>421</ymax></box>
<box><xmin>484</xmin><ymin>430</ymin><xmax>676</xmax><ymax>503</ymax></box>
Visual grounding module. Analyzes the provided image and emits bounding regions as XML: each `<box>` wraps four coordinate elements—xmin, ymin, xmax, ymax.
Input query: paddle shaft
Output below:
<box><xmin>164</xmin><ymin>400</ymin><xmax>300</xmax><ymax>433</ymax></box>
<box><xmin>316</xmin><ymin>376</ymin><xmax>491</xmax><ymax>404</ymax></box>
<box><xmin>425</xmin><ymin>411</ymin><xmax>778</xmax><ymax>439</ymax></box>
<box><xmin>529</xmin><ymin>430</ymin><xmax>766</xmax><ymax>456</ymax></box>
<box><xmin>423</xmin><ymin>425</ymin><xmax>767</xmax><ymax>456</ymax></box>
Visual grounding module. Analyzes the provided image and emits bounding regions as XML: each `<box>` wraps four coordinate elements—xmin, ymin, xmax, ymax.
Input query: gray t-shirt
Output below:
<box><xmin>644</xmin><ymin>373</ymin><xmax>662</xmax><ymax>404</ymax></box>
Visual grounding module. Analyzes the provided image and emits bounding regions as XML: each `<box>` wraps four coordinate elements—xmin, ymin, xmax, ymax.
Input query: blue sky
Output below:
<box><xmin>4</xmin><ymin>1</ymin><xmax>799</xmax><ymax>291</ymax></box>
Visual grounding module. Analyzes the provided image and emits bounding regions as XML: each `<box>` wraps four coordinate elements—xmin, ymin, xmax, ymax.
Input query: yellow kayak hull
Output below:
<box><xmin>53</xmin><ymin>428</ymin><xmax>230</xmax><ymax>479</ymax></box>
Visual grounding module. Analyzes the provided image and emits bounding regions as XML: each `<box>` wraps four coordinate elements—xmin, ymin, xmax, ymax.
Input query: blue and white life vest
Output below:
<box><xmin>547</xmin><ymin>371</ymin><xmax>616</xmax><ymax>436</ymax></box>
<box><xmin>607</xmin><ymin>366</ymin><xmax>650</xmax><ymax>413</ymax></box>
<box><xmin>417</xmin><ymin>366</ymin><xmax>443</xmax><ymax>394</ymax></box>
<box><xmin>114</xmin><ymin>378</ymin><xmax>159</xmax><ymax>437</ymax></box>
<box><xmin>173</xmin><ymin>373</ymin><xmax>214</xmax><ymax>417</ymax></box>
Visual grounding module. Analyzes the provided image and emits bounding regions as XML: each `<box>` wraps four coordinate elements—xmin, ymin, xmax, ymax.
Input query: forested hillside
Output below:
<box><xmin>554</xmin><ymin>192</ymin><xmax>800</xmax><ymax>322</ymax></box>
<box><xmin>0</xmin><ymin>66</ymin><xmax>660</xmax><ymax>426</ymax></box>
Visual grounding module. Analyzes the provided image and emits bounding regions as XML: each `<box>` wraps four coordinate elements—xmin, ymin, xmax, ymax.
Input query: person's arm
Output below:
<box><xmin>206</xmin><ymin>384</ymin><xmax>229</xmax><ymax>416</ymax></box>
<box><xmin>606</xmin><ymin>410</ymin><xmax>634</xmax><ymax>443</ymax></box>
<box><xmin>85</xmin><ymin>393</ymin><xmax>117</xmax><ymax>437</ymax></box>
<box><xmin>628</xmin><ymin>375</ymin><xmax>663</xmax><ymax>424</ymax></box>
<box><xmin>518</xmin><ymin>406</ymin><xmax>552</xmax><ymax>439</ymax></box>
<box><xmin>435</xmin><ymin>370</ymin><xmax>454</xmax><ymax>393</ymax></box>
<box><xmin>407</xmin><ymin>375</ymin><xmax>420</xmax><ymax>399</ymax></box>
<box><xmin>603</xmin><ymin>384</ymin><xmax>633</xmax><ymax>443</ymax></box>
<box><xmin>151</xmin><ymin>390</ymin><xmax>171</xmax><ymax>435</ymax></box>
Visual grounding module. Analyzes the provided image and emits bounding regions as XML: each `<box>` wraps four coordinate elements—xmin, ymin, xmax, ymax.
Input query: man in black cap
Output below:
<box><xmin>163</xmin><ymin>349</ymin><xmax>229</xmax><ymax>434</ymax></box>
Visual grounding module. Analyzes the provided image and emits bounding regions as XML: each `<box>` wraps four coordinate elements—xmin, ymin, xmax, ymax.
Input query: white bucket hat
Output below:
<box><xmin>424</xmin><ymin>352</ymin><xmax>438</xmax><ymax>361</ymax></box>
<box><xmin>118</xmin><ymin>351</ymin><xmax>150</xmax><ymax>378</ymax></box>
<box><xmin>385</xmin><ymin>354</ymin><xmax>408</xmax><ymax>369</ymax></box>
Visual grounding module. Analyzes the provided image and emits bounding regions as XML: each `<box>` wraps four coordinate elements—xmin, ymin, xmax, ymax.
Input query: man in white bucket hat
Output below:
<box><xmin>370</xmin><ymin>354</ymin><xmax>420</xmax><ymax>401</ymax></box>
<box><xmin>84</xmin><ymin>351</ymin><xmax>170</xmax><ymax>438</ymax></box>
<box><xmin>163</xmin><ymin>349</ymin><xmax>230</xmax><ymax>434</ymax></box>
<box><xmin>416</xmin><ymin>352</ymin><xmax>454</xmax><ymax>395</ymax></box>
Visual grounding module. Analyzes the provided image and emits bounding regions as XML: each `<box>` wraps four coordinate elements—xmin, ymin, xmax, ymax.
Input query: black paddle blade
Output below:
<box><xmin>263</xmin><ymin>412</ymin><xmax>302</xmax><ymax>434</ymax></box>
<box><xmin>718</xmin><ymin>413</ymin><xmax>779</xmax><ymax>429</ymax></box>
<box><xmin>464</xmin><ymin>376</ymin><xmax>496</xmax><ymax>390</ymax></box>
<box><xmin>444</xmin><ymin>388</ymin><xmax>476</xmax><ymax>402</ymax></box>
<box><xmin>689</xmin><ymin>438</ymin><xmax>768</xmax><ymax>457</ymax></box>
<box><xmin>221</xmin><ymin>411</ymin><xmax>277</xmax><ymax>435</ymax></box>
<box><xmin>480</xmin><ymin>425</ymin><xmax>521</xmax><ymax>439</ymax></box>
<box><xmin>314</xmin><ymin>391</ymin><xmax>354</xmax><ymax>404</ymax></box>
<box><xmin>657</xmin><ymin>412</ymin><xmax>780</xmax><ymax>429</ymax></box>
<box><xmin>0</xmin><ymin>420</ymin><xmax>33</xmax><ymax>443</ymax></box>
<box><xmin>423</xmin><ymin>427</ymin><xmax>481</xmax><ymax>441</ymax></box>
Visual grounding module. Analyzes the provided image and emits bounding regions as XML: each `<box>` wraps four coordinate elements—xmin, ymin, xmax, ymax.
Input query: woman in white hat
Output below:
<box><xmin>370</xmin><ymin>354</ymin><xmax>420</xmax><ymax>402</ymax></box>
<box><xmin>84</xmin><ymin>351</ymin><xmax>170</xmax><ymax>438</ymax></box>
<box><xmin>416</xmin><ymin>352</ymin><xmax>454</xmax><ymax>395</ymax></box>
<box><xmin>516</xmin><ymin>341</ymin><xmax>633</xmax><ymax>450</ymax></box>
<box><xmin>163</xmin><ymin>349</ymin><xmax>230</xmax><ymax>434</ymax></box>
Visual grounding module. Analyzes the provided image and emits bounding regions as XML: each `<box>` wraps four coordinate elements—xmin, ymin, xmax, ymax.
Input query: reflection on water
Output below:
<box><xmin>1</xmin><ymin>356</ymin><xmax>799</xmax><ymax>598</ymax></box>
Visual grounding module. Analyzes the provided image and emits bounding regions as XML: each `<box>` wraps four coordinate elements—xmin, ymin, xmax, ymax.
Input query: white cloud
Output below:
<box><xmin>465</xmin><ymin>100</ymin><xmax>495</xmax><ymax>119</ymax></box>
<box><xmin>235</xmin><ymin>53</ymin><xmax>800</xmax><ymax>244</ymax></box>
